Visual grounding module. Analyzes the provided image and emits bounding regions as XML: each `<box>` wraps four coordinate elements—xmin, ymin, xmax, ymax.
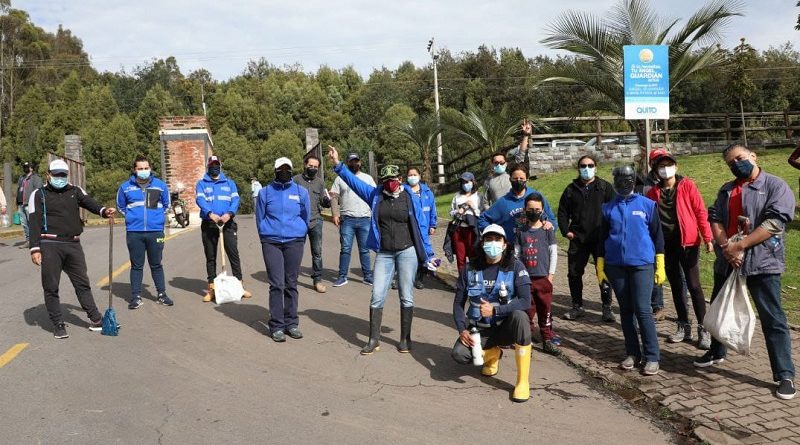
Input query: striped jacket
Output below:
<box><xmin>196</xmin><ymin>172</ymin><xmax>240</xmax><ymax>220</ymax></box>
<box><xmin>116</xmin><ymin>175</ymin><xmax>170</xmax><ymax>232</ymax></box>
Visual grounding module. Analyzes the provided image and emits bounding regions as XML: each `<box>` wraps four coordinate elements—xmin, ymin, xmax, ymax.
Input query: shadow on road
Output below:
<box><xmin>99</xmin><ymin>281</ymin><xmax>145</xmax><ymax>303</ymax></box>
<box><xmin>169</xmin><ymin>276</ymin><xmax>207</xmax><ymax>296</ymax></box>
<box><xmin>301</xmin><ymin>308</ymin><xmax>395</xmax><ymax>349</ymax></box>
<box><xmin>408</xmin><ymin>338</ymin><xmax>512</xmax><ymax>390</ymax></box>
<box><xmin>23</xmin><ymin>303</ymin><xmax>91</xmax><ymax>333</ymax></box>
<box><xmin>214</xmin><ymin>302</ymin><xmax>270</xmax><ymax>336</ymax></box>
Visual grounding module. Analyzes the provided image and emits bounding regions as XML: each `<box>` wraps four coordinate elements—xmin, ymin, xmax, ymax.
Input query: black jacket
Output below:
<box><xmin>557</xmin><ymin>177</ymin><xmax>614</xmax><ymax>243</ymax></box>
<box><xmin>28</xmin><ymin>184</ymin><xmax>107</xmax><ymax>251</ymax></box>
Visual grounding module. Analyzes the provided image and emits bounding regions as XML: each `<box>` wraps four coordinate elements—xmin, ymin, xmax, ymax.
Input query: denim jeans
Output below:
<box><xmin>607</xmin><ymin>264</ymin><xmax>660</xmax><ymax>363</ymax></box>
<box><xmin>126</xmin><ymin>231</ymin><xmax>166</xmax><ymax>298</ymax></box>
<box><xmin>307</xmin><ymin>221</ymin><xmax>323</xmax><ymax>283</ymax></box>
<box><xmin>370</xmin><ymin>247</ymin><xmax>417</xmax><ymax>309</ymax></box>
<box><xmin>19</xmin><ymin>206</ymin><xmax>29</xmax><ymax>240</ymax></box>
<box><xmin>338</xmin><ymin>216</ymin><xmax>372</xmax><ymax>281</ymax></box>
<box><xmin>710</xmin><ymin>272</ymin><xmax>795</xmax><ymax>381</ymax></box>
<box><xmin>650</xmin><ymin>284</ymin><xmax>664</xmax><ymax>310</ymax></box>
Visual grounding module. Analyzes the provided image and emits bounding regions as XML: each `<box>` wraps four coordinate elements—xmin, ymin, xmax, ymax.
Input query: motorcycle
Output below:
<box><xmin>168</xmin><ymin>184</ymin><xmax>190</xmax><ymax>228</ymax></box>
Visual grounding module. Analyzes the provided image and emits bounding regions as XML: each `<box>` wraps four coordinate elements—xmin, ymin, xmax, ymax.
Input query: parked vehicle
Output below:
<box><xmin>584</xmin><ymin>137</ymin><xmax>617</xmax><ymax>147</ymax></box>
<box><xmin>551</xmin><ymin>139</ymin><xmax>586</xmax><ymax>148</ymax></box>
<box><xmin>168</xmin><ymin>183</ymin><xmax>189</xmax><ymax>228</ymax></box>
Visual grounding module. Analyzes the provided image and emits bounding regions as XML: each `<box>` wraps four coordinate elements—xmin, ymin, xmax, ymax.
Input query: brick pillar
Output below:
<box><xmin>159</xmin><ymin>116</ymin><xmax>213</xmax><ymax>225</ymax></box>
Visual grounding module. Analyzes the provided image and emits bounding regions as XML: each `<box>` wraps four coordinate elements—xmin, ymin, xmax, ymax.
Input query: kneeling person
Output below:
<box><xmin>451</xmin><ymin>224</ymin><xmax>533</xmax><ymax>402</ymax></box>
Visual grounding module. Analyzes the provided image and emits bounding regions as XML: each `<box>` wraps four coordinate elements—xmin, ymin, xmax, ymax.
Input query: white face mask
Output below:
<box><xmin>657</xmin><ymin>165</ymin><xmax>677</xmax><ymax>180</ymax></box>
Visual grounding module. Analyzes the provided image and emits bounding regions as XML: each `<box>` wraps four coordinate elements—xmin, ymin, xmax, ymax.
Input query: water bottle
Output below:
<box><xmin>470</xmin><ymin>327</ymin><xmax>484</xmax><ymax>366</ymax></box>
<box><xmin>498</xmin><ymin>281</ymin><xmax>509</xmax><ymax>305</ymax></box>
<box><xmin>0</xmin><ymin>212</ymin><xmax>9</xmax><ymax>228</ymax></box>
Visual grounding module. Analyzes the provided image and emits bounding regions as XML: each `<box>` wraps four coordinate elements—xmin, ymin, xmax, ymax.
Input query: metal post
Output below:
<box><xmin>645</xmin><ymin>118</ymin><xmax>652</xmax><ymax>173</ymax></box>
<box><xmin>3</xmin><ymin>162</ymin><xmax>11</xmax><ymax>210</ymax></box>
<box><xmin>429</xmin><ymin>38</ymin><xmax>445</xmax><ymax>184</ymax></box>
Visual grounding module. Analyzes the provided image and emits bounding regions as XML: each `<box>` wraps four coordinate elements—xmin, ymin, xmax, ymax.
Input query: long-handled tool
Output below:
<box><xmin>213</xmin><ymin>221</ymin><xmax>244</xmax><ymax>304</ymax></box>
<box><xmin>102</xmin><ymin>216</ymin><xmax>119</xmax><ymax>336</ymax></box>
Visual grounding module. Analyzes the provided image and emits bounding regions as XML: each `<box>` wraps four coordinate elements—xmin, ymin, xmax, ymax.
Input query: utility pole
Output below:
<box><xmin>427</xmin><ymin>38</ymin><xmax>444</xmax><ymax>184</ymax></box>
<box><xmin>200</xmin><ymin>82</ymin><xmax>207</xmax><ymax>117</ymax></box>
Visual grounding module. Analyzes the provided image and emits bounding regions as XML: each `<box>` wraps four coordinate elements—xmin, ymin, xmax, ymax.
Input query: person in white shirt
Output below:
<box><xmin>449</xmin><ymin>172</ymin><xmax>481</xmax><ymax>272</ymax></box>
<box><xmin>250</xmin><ymin>177</ymin><xmax>262</xmax><ymax>213</ymax></box>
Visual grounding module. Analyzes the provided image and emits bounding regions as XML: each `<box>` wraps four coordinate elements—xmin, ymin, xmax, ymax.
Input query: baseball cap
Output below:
<box><xmin>460</xmin><ymin>172</ymin><xmax>475</xmax><ymax>181</ymax></box>
<box><xmin>207</xmin><ymin>155</ymin><xmax>221</xmax><ymax>166</ymax></box>
<box><xmin>49</xmin><ymin>159</ymin><xmax>69</xmax><ymax>174</ymax></box>
<box><xmin>379</xmin><ymin>164</ymin><xmax>400</xmax><ymax>180</ymax></box>
<box><xmin>481</xmin><ymin>224</ymin><xmax>506</xmax><ymax>239</ymax></box>
<box><xmin>274</xmin><ymin>157</ymin><xmax>293</xmax><ymax>170</ymax></box>
<box><xmin>649</xmin><ymin>149</ymin><xmax>675</xmax><ymax>167</ymax></box>
<box><xmin>346</xmin><ymin>153</ymin><xmax>360</xmax><ymax>162</ymax></box>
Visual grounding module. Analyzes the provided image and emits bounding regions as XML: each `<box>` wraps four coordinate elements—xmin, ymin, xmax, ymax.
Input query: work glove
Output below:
<box><xmin>596</xmin><ymin>257</ymin><xmax>609</xmax><ymax>285</ymax></box>
<box><xmin>654</xmin><ymin>254</ymin><xmax>666</xmax><ymax>285</ymax></box>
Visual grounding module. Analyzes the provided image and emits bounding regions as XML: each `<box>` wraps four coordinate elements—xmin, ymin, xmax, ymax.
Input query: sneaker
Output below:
<box><xmin>563</xmin><ymin>306</ymin><xmax>585</xmax><ymax>320</ymax></box>
<box><xmin>391</xmin><ymin>278</ymin><xmax>398</xmax><ymax>290</ymax></box>
<box><xmin>53</xmin><ymin>323</ymin><xmax>69</xmax><ymax>339</ymax></box>
<box><xmin>668</xmin><ymin>322</ymin><xmax>689</xmax><ymax>343</ymax></box>
<box><xmin>601</xmin><ymin>304</ymin><xmax>616</xmax><ymax>323</ymax></box>
<box><xmin>653</xmin><ymin>307</ymin><xmax>666</xmax><ymax>322</ymax></box>
<box><xmin>414</xmin><ymin>279</ymin><xmax>424</xmax><ymax>290</ymax></box>
<box><xmin>693</xmin><ymin>351</ymin><xmax>725</xmax><ymax>368</ymax></box>
<box><xmin>642</xmin><ymin>361</ymin><xmax>660</xmax><ymax>376</ymax></box>
<box><xmin>363</xmin><ymin>277</ymin><xmax>373</xmax><ymax>286</ymax></box>
<box><xmin>332</xmin><ymin>277</ymin><xmax>348</xmax><ymax>287</ymax></box>
<box><xmin>543</xmin><ymin>340</ymin><xmax>562</xmax><ymax>356</ymax></box>
<box><xmin>313</xmin><ymin>282</ymin><xmax>328</xmax><ymax>293</ymax></box>
<box><xmin>88</xmin><ymin>319</ymin><xmax>103</xmax><ymax>332</ymax></box>
<box><xmin>777</xmin><ymin>379</ymin><xmax>797</xmax><ymax>400</ymax></box>
<box><xmin>271</xmin><ymin>330</ymin><xmax>286</xmax><ymax>342</ymax></box>
<box><xmin>619</xmin><ymin>355</ymin><xmax>638</xmax><ymax>371</ymax></box>
<box><xmin>128</xmin><ymin>296</ymin><xmax>143</xmax><ymax>310</ymax></box>
<box><xmin>156</xmin><ymin>293</ymin><xmax>174</xmax><ymax>306</ymax></box>
<box><xmin>697</xmin><ymin>326</ymin><xmax>711</xmax><ymax>350</ymax></box>
<box><xmin>549</xmin><ymin>335</ymin><xmax>562</xmax><ymax>346</ymax></box>
<box><xmin>287</xmin><ymin>327</ymin><xmax>303</xmax><ymax>339</ymax></box>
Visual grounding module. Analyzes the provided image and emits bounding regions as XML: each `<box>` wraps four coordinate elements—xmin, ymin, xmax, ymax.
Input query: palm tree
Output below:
<box><xmin>443</xmin><ymin>103</ymin><xmax>520</xmax><ymax>156</ymax></box>
<box><xmin>540</xmin><ymin>0</ymin><xmax>743</xmax><ymax>170</ymax></box>
<box><xmin>392</xmin><ymin>114</ymin><xmax>443</xmax><ymax>184</ymax></box>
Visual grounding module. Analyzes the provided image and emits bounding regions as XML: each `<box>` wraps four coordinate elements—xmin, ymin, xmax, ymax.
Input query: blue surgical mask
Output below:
<box><xmin>482</xmin><ymin>241</ymin><xmax>505</xmax><ymax>258</ymax></box>
<box><xmin>493</xmin><ymin>164</ymin><xmax>506</xmax><ymax>175</ymax></box>
<box><xmin>730</xmin><ymin>159</ymin><xmax>754</xmax><ymax>179</ymax></box>
<box><xmin>406</xmin><ymin>175</ymin><xmax>420</xmax><ymax>186</ymax></box>
<box><xmin>136</xmin><ymin>169</ymin><xmax>151</xmax><ymax>180</ymax></box>
<box><xmin>462</xmin><ymin>182</ymin><xmax>473</xmax><ymax>193</ymax></box>
<box><xmin>50</xmin><ymin>177</ymin><xmax>68</xmax><ymax>189</ymax></box>
<box><xmin>579</xmin><ymin>167</ymin><xmax>595</xmax><ymax>180</ymax></box>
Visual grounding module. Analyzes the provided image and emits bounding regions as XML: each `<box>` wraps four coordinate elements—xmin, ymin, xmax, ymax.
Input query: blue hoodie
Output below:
<box><xmin>477</xmin><ymin>187</ymin><xmax>557</xmax><ymax>240</ymax></box>
<box><xmin>600</xmin><ymin>193</ymin><xmax>664</xmax><ymax>266</ymax></box>
<box><xmin>333</xmin><ymin>162</ymin><xmax>429</xmax><ymax>262</ymax></box>
<box><xmin>256</xmin><ymin>179</ymin><xmax>310</xmax><ymax>244</ymax></box>
<box><xmin>409</xmin><ymin>182</ymin><xmax>438</xmax><ymax>257</ymax></box>
<box><xmin>195</xmin><ymin>172</ymin><xmax>240</xmax><ymax>220</ymax></box>
<box><xmin>116</xmin><ymin>175</ymin><xmax>170</xmax><ymax>232</ymax></box>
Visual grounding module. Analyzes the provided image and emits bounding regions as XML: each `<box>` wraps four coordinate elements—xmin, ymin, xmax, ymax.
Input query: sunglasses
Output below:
<box><xmin>579</xmin><ymin>164</ymin><xmax>595</xmax><ymax>168</ymax></box>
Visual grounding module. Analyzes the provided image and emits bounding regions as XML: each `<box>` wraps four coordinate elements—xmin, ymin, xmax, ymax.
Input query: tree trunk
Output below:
<box><xmin>421</xmin><ymin>147</ymin><xmax>432</xmax><ymax>184</ymax></box>
<box><xmin>739</xmin><ymin>97</ymin><xmax>748</xmax><ymax>146</ymax></box>
<box><xmin>632</xmin><ymin>120</ymin><xmax>649</xmax><ymax>175</ymax></box>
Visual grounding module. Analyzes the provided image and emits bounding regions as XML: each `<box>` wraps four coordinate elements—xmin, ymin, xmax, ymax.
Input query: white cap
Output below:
<box><xmin>274</xmin><ymin>157</ymin><xmax>293</xmax><ymax>170</ymax></box>
<box><xmin>49</xmin><ymin>159</ymin><xmax>69</xmax><ymax>174</ymax></box>
<box><xmin>481</xmin><ymin>224</ymin><xmax>506</xmax><ymax>239</ymax></box>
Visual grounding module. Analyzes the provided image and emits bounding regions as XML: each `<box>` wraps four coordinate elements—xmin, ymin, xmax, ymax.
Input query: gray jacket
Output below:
<box><xmin>708</xmin><ymin>170</ymin><xmax>795</xmax><ymax>276</ymax></box>
<box><xmin>292</xmin><ymin>173</ymin><xmax>331</xmax><ymax>229</ymax></box>
<box><xmin>481</xmin><ymin>145</ymin><xmax>528</xmax><ymax>210</ymax></box>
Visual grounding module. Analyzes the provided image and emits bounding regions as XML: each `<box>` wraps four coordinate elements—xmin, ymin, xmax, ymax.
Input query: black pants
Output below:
<box><xmin>40</xmin><ymin>241</ymin><xmax>101</xmax><ymax>325</ymax></box>
<box><xmin>451</xmin><ymin>311</ymin><xmax>532</xmax><ymax>365</ymax></box>
<box><xmin>201</xmin><ymin>220</ymin><xmax>242</xmax><ymax>282</ymax></box>
<box><xmin>567</xmin><ymin>239</ymin><xmax>612</xmax><ymax>307</ymax></box>
<box><xmin>664</xmin><ymin>237</ymin><xmax>706</xmax><ymax>324</ymax></box>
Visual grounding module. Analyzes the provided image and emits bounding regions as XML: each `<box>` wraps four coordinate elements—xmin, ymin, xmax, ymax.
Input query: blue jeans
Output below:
<box><xmin>607</xmin><ymin>264</ymin><xmax>660</xmax><ymax>363</ymax></box>
<box><xmin>338</xmin><ymin>216</ymin><xmax>372</xmax><ymax>281</ymax></box>
<box><xmin>126</xmin><ymin>231</ymin><xmax>166</xmax><ymax>298</ymax></box>
<box><xmin>710</xmin><ymin>272</ymin><xmax>795</xmax><ymax>381</ymax></box>
<box><xmin>307</xmin><ymin>221</ymin><xmax>323</xmax><ymax>283</ymax></box>
<box><xmin>651</xmin><ymin>284</ymin><xmax>664</xmax><ymax>310</ymax></box>
<box><xmin>19</xmin><ymin>206</ymin><xmax>29</xmax><ymax>240</ymax></box>
<box><xmin>261</xmin><ymin>239</ymin><xmax>305</xmax><ymax>332</ymax></box>
<box><xmin>370</xmin><ymin>247</ymin><xmax>417</xmax><ymax>309</ymax></box>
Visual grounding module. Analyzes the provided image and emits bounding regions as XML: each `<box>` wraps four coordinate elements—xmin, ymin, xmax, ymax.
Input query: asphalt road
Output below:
<box><xmin>0</xmin><ymin>216</ymin><xmax>675</xmax><ymax>444</ymax></box>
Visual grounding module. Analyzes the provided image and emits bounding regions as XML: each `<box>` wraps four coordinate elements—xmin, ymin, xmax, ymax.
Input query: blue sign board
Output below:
<box><xmin>624</xmin><ymin>45</ymin><xmax>669</xmax><ymax>119</ymax></box>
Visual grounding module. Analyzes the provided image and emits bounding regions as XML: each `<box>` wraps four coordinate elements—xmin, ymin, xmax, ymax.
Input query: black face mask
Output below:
<box><xmin>275</xmin><ymin>170</ymin><xmax>292</xmax><ymax>183</ymax></box>
<box><xmin>613</xmin><ymin>176</ymin><xmax>635</xmax><ymax>197</ymax></box>
<box><xmin>208</xmin><ymin>166</ymin><xmax>221</xmax><ymax>177</ymax></box>
<box><xmin>304</xmin><ymin>167</ymin><xmax>318</xmax><ymax>179</ymax></box>
<box><xmin>526</xmin><ymin>209</ymin><xmax>543</xmax><ymax>223</ymax></box>
<box><xmin>23</xmin><ymin>166</ymin><xmax>31</xmax><ymax>174</ymax></box>
<box><xmin>348</xmin><ymin>163</ymin><xmax>361</xmax><ymax>173</ymax></box>
<box><xmin>511</xmin><ymin>180</ymin><xmax>526</xmax><ymax>194</ymax></box>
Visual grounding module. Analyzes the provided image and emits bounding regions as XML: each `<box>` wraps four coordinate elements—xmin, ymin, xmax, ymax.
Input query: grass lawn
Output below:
<box><xmin>435</xmin><ymin>147</ymin><xmax>800</xmax><ymax>324</ymax></box>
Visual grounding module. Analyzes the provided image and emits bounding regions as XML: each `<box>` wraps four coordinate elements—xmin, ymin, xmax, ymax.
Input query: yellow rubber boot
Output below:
<box><xmin>203</xmin><ymin>283</ymin><xmax>215</xmax><ymax>303</ymax></box>
<box><xmin>240</xmin><ymin>280</ymin><xmax>252</xmax><ymax>299</ymax></box>
<box><xmin>481</xmin><ymin>347</ymin><xmax>502</xmax><ymax>376</ymax></box>
<box><xmin>512</xmin><ymin>344</ymin><xmax>532</xmax><ymax>402</ymax></box>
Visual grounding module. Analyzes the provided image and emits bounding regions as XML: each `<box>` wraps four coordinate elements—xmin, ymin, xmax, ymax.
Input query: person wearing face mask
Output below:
<box><xmin>478</xmin><ymin>164</ymin><xmax>556</xmax><ymax>241</ymax></box>
<box><xmin>645</xmin><ymin>150</ymin><xmax>713</xmax><ymax>349</ymax></box>
<box><xmin>330</xmin><ymin>153</ymin><xmax>375</xmax><ymax>287</ymax></box>
<box><xmin>293</xmin><ymin>155</ymin><xmax>332</xmax><ymax>293</ymax></box>
<box><xmin>16</xmin><ymin>161</ymin><xmax>43</xmax><ymax>247</ymax></box>
<box><xmin>402</xmin><ymin>167</ymin><xmax>437</xmax><ymax>289</ymax></box>
<box><xmin>696</xmin><ymin>144</ymin><xmax>797</xmax><ymax>401</ymax></box>
<box><xmin>256</xmin><ymin>157</ymin><xmax>311</xmax><ymax>342</ymax></box>
<box><xmin>328</xmin><ymin>146</ymin><xmax>429</xmax><ymax>355</ymax></box>
<box><xmin>116</xmin><ymin>155</ymin><xmax>173</xmax><ymax>310</ymax></box>
<box><xmin>28</xmin><ymin>159</ymin><xmax>116</xmax><ymax>339</ymax></box>
<box><xmin>481</xmin><ymin>152</ymin><xmax>512</xmax><ymax>211</ymax></box>
<box><xmin>597</xmin><ymin>164</ymin><xmax>665</xmax><ymax>376</ymax></box>
<box><xmin>196</xmin><ymin>156</ymin><xmax>252</xmax><ymax>303</ymax></box>
<box><xmin>446</xmin><ymin>172</ymin><xmax>482</xmax><ymax>272</ymax></box>
<box><xmin>451</xmin><ymin>224</ymin><xmax>533</xmax><ymax>402</ymax></box>
<box><xmin>557</xmin><ymin>155</ymin><xmax>616</xmax><ymax>322</ymax></box>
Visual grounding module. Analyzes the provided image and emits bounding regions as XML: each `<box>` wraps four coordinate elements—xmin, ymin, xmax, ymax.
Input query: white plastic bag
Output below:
<box><xmin>702</xmin><ymin>271</ymin><xmax>756</xmax><ymax>355</ymax></box>
<box><xmin>214</xmin><ymin>271</ymin><xmax>244</xmax><ymax>305</ymax></box>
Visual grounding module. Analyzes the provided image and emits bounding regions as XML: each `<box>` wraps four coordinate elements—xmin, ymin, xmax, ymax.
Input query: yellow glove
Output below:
<box><xmin>596</xmin><ymin>257</ymin><xmax>609</xmax><ymax>285</ymax></box>
<box><xmin>654</xmin><ymin>254</ymin><xmax>666</xmax><ymax>285</ymax></box>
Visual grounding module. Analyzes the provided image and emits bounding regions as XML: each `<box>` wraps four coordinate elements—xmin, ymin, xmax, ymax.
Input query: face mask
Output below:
<box><xmin>384</xmin><ymin>179</ymin><xmax>401</xmax><ymax>193</ymax></box>
<box><xmin>462</xmin><ymin>182</ymin><xmax>473</xmax><ymax>193</ymax></box>
<box><xmin>136</xmin><ymin>169</ymin><xmax>151</xmax><ymax>180</ymax></box>
<box><xmin>348</xmin><ymin>164</ymin><xmax>361</xmax><ymax>173</ymax></box>
<box><xmin>406</xmin><ymin>175</ymin><xmax>420</xmax><ymax>186</ymax></box>
<box><xmin>482</xmin><ymin>241</ymin><xmax>505</xmax><ymax>258</ymax></box>
<box><xmin>50</xmin><ymin>177</ymin><xmax>68</xmax><ymax>189</ymax></box>
<box><xmin>730</xmin><ymin>159</ymin><xmax>754</xmax><ymax>179</ymax></box>
<box><xmin>304</xmin><ymin>167</ymin><xmax>318</xmax><ymax>179</ymax></box>
<box><xmin>275</xmin><ymin>170</ymin><xmax>292</xmax><ymax>183</ymax></box>
<box><xmin>510</xmin><ymin>180</ymin><xmax>526</xmax><ymax>194</ymax></box>
<box><xmin>23</xmin><ymin>166</ymin><xmax>31</xmax><ymax>174</ymax></box>
<box><xmin>526</xmin><ymin>209</ymin><xmax>543</xmax><ymax>223</ymax></box>
<box><xmin>208</xmin><ymin>166</ymin><xmax>221</xmax><ymax>177</ymax></box>
<box><xmin>493</xmin><ymin>164</ymin><xmax>506</xmax><ymax>175</ymax></box>
<box><xmin>579</xmin><ymin>167</ymin><xmax>595</xmax><ymax>181</ymax></box>
<box><xmin>657</xmin><ymin>165</ymin><xmax>676</xmax><ymax>180</ymax></box>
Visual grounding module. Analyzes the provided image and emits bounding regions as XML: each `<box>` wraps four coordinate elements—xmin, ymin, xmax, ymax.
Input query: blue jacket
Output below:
<box><xmin>116</xmin><ymin>175</ymin><xmax>170</xmax><ymax>232</ymax></box>
<box><xmin>256</xmin><ymin>179</ymin><xmax>310</xmax><ymax>244</ymax></box>
<box><xmin>333</xmin><ymin>162</ymin><xmax>429</xmax><ymax>262</ymax></box>
<box><xmin>410</xmin><ymin>183</ymin><xmax>438</xmax><ymax>257</ymax></box>
<box><xmin>600</xmin><ymin>193</ymin><xmax>664</xmax><ymax>266</ymax></box>
<box><xmin>195</xmin><ymin>172</ymin><xmax>240</xmax><ymax>221</ymax></box>
<box><xmin>477</xmin><ymin>187</ymin><xmax>557</xmax><ymax>240</ymax></box>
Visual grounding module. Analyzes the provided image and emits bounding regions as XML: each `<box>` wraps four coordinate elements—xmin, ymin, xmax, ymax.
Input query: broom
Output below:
<box><xmin>102</xmin><ymin>216</ymin><xmax>119</xmax><ymax>336</ymax></box>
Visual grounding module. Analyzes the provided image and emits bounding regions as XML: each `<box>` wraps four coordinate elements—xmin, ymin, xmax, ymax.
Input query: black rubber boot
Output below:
<box><xmin>361</xmin><ymin>308</ymin><xmax>383</xmax><ymax>355</ymax></box>
<box><xmin>398</xmin><ymin>306</ymin><xmax>413</xmax><ymax>353</ymax></box>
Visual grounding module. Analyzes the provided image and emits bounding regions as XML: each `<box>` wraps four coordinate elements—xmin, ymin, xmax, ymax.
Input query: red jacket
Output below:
<box><xmin>646</xmin><ymin>176</ymin><xmax>712</xmax><ymax>247</ymax></box>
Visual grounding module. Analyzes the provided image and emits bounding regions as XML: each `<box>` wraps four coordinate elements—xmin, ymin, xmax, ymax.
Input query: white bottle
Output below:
<box><xmin>470</xmin><ymin>327</ymin><xmax>484</xmax><ymax>366</ymax></box>
<box><xmin>498</xmin><ymin>281</ymin><xmax>508</xmax><ymax>304</ymax></box>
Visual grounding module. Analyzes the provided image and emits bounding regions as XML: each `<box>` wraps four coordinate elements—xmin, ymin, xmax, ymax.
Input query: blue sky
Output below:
<box><xmin>16</xmin><ymin>0</ymin><xmax>800</xmax><ymax>80</ymax></box>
